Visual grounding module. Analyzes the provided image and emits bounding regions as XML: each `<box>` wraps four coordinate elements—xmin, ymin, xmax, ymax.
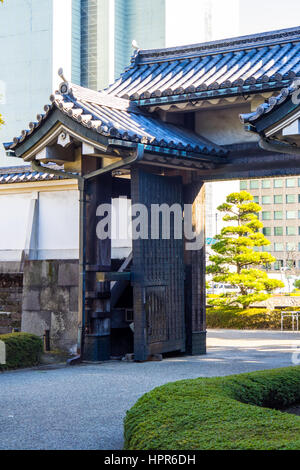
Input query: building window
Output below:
<box><xmin>262</xmin><ymin>211</ymin><xmax>271</xmax><ymax>220</ymax></box>
<box><xmin>274</xmin><ymin>243</ymin><xmax>284</xmax><ymax>251</ymax></box>
<box><xmin>240</xmin><ymin>181</ymin><xmax>247</xmax><ymax>190</ymax></box>
<box><xmin>287</xmin><ymin>260</ymin><xmax>296</xmax><ymax>269</ymax></box>
<box><xmin>286</xmin><ymin>194</ymin><xmax>296</xmax><ymax>204</ymax></box>
<box><xmin>250</xmin><ymin>180</ymin><xmax>259</xmax><ymax>189</ymax></box>
<box><xmin>262</xmin><ymin>196</ymin><xmax>271</xmax><ymax>204</ymax></box>
<box><xmin>287</xmin><ymin>242</ymin><xmax>296</xmax><ymax>251</ymax></box>
<box><xmin>298</xmin><ymin>194</ymin><xmax>300</xmax><ymax>204</ymax></box>
<box><xmin>274</xmin><ymin>260</ymin><xmax>284</xmax><ymax>270</ymax></box>
<box><xmin>262</xmin><ymin>245</ymin><xmax>272</xmax><ymax>252</ymax></box>
<box><xmin>286</xmin><ymin>178</ymin><xmax>296</xmax><ymax>188</ymax></box>
<box><xmin>253</xmin><ymin>196</ymin><xmax>259</xmax><ymax>204</ymax></box>
<box><xmin>262</xmin><ymin>180</ymin><xmax>271</xmax><ymax>189</ymax></box>
<box><xmin>274</xmin><ymin>211</ymin><xmax>283</xmax><ymax>220</ymax></box>
<box><xmin>274</xmin><ymin>227</ymin><xmax>283</xmax><ymax>236</ymax></box>
<box><xmin>286</xmin><ymin>211</ymin><xmax>297</xmax><ymax>220</ymax></box>
<box><xmin>274</xmin><ymin>179</ymin><xmax>283</xmax><ymax>188</ymax></box>
<box><xmin>263</xmin><ymin>227</ymin><xmax>271</xmax><ymax>236</ymax></box>
<box><xmin>287</xmin><ymin>226</ymin><xmax>297</xmax><ymax>236</ymax></box>
<box><xmin>274</xmin><ymin>195</ymin><xmax>283</xmax><ymax>204</ymax></box>
<box><xmin>263</xmin><ymin>263</ymin><xmax>272</xmax><ymax>271</ymax></box>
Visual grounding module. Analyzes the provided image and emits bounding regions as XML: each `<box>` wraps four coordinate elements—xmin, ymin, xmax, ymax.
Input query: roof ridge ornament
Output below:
<box><xmin>58</xmin><ymin>68</ymin><xmax>70</xmax><ymax>95</ymax></box>
<box><xmin>132</xmin><ymin>40</ymin><xmax>140</xmax><ymax>51</ymax></box>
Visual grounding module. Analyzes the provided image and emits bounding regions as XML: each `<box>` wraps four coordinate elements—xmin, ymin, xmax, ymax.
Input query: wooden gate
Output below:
<box><xmin>131</xmin><ymin>168</ymin><xmax>185</xmax><ymax>360</ymax></box>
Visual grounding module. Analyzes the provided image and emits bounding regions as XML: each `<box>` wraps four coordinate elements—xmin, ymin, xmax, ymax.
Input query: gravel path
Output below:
<box><xmin>0</xmin><ymin>329</ymin><xmax>299</xmax><ymax>450</ymax></box>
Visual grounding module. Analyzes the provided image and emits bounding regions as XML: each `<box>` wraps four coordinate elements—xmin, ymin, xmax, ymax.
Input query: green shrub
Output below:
<box><xmin>124</xmin><ymin>367</ymin><xmax>300</xmax><ymax>450</ymax></box>
<box><xmin>206</xmin><ymin>307</ymin><xmax>285</xmax><ymax>329</ymax></box>
<box><xmin>0</xmin><ymin>333</ymin><xmax>43</xmax><ymax>370</ymax></box>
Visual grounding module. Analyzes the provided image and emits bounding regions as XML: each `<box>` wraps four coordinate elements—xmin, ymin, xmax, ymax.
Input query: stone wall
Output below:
<box><xmin>22</xmin><ymin>260</ymin><xmax>78</xmax><ymax>353</ymax></box>
<box><xmin>0</xmin><ymin>273</ymin><xmax>23</xmax><ymax>334</ymax></box>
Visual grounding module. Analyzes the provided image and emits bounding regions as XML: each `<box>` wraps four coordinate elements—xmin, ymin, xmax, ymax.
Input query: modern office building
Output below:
<box><xmin>241</xmin><ymin>177</ymin><xmax>300</xmax><ymax>274</ymax></box>
<box><xmin>0</xmin><ymin>0</ymin><xmax>81</xmax><ymax>166</ymax></box>
<box><xmin>0</xmin><ymin>0</ymin><xmax>167</xmax><ymax>166</ymax></box>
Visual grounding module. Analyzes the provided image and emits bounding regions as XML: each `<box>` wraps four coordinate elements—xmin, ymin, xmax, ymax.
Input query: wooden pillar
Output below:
<box><xmin>131</xmin><ymin>168</ymin><xmax>148</xmax><ymax>361</ymax></box>
<box><xmin>83</xmin><ymin>157</ymin><xmax>112</xmax><ymax>361</ymax></box>
<box><xmin>184</xmin><ymin>180</ymin><xmax>206</xmax><ymax>355</ymax></box>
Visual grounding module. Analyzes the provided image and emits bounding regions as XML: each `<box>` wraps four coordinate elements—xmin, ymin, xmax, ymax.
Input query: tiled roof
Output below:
<box><xmin>240</xmin><ymin>80</ymin><xmax>300</xmax><ymax>124</ymax></box>
<box><xmin>103</xmin><ymin>27</ymin><xmax>300</xmax><ymax>103</ymax></box>
<box><xmin>6</xmin><ymin>82</ymin><xmax>226</xmax><ymax>158</ymax></box>
<box><xmin>0</xmin><ymin>165</ymin><xmax>71</xmax><ymax>184</ymax></box>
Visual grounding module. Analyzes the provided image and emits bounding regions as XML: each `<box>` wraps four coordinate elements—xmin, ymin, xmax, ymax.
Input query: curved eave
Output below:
<box><xmin>243</xmin><ymin>98</ymin><xmax>300</xmax><ymax>137</ymax></box>
<box><xmin>129</xmin><ymin>81</ymin><xmax>291</xmax><ymax>107</ymax></box>
<box><xmin>11</xmin><ymin>109</ymin><xmax>110</xmax><ymax>161</ymax></box>
<box><xmin>10</xmin><ymin>108</ymin><xmax>227</xmax><ymax>165</ymax></box>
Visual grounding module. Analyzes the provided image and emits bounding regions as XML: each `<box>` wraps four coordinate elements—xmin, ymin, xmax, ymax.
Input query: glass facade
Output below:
<box><xmin>274</xmin><ymin>195</ymin><xmax>283</xmax><ymax>204</ymax></box>
<box><xmin>274</xmin><ymin>243</ymin><xmax>284</xmax><ymax>251</ymax></box>
<box><xmin>287</xmin><ymin>226</ymin><xmax>297</xmax><ymax>235</ymax></box>
<box><xmin>274</xmin><ymin>179</ymin><xmax>283</xmax><ymax>188</ymax></box>
<box><xmin>274</xmin><ymin>211</ymin><xmax>283</xmax><ymax>220</ymax></box>
<box><xmin>262</xmin><ymin>211</ymin><xmax>271</xmax><ymax>220</ymax></box>
<box><xmin>262</xmin><ymin>196</ymin><xmax>271</xmax><ymax>204</ymax></box>
<box><xmin>287</xmin><ymin>211</ymin><xmax>297</xmax><ymax>219</ymax></box>
<box><xmin>81</xmin><ymin>0</ymin><xmax>166</xmax><ymax>90</ymax></box>
<box><xmin>286</xmin><ymin>194</ymin><xmax>296</xmax><ymax>203</ymax></box>
<box><xmin>286</xmin><ymin>179</ymin><xmax>296</xmax><ymax>188</ymax></box>
<box><xmin>274</xmin><ymin>227</ymin><xmax>283</xmax><ymax>236</ymax></box>
<box><xmin>262</xmin><ymin>180</ymin><xmax>271</xmax><ymax>189</ymax></box>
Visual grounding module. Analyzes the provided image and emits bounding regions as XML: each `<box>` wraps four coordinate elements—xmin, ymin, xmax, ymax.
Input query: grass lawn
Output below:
<box><xmin>124</xmin><ymin>366</ymin><xmax>300</xmax><ymax>450</ymax></box>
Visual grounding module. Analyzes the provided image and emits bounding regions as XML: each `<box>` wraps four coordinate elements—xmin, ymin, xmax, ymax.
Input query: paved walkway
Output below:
<box><xmin>0</xmin><ymin>329</ymin><xmax>299</xmax><ymax>450</ymax></box>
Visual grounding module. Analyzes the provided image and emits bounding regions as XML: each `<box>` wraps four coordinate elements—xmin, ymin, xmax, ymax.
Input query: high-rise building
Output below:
<box><xmin>241</xmin><ymin>177</ymin><xmax>300</xmax><ymax>275</ymax></box>
<box><xmin>0</xmin><ymin>0</ymin><xmax>167</xmax><ymax>166</ymax></box>
<box><xmin>81</xmin><ymin>0</ymin><xmax>166</xmax><ymax>90</ymax></box>
<box><xmin>0</xmin><ymin>0</ymin><xmax>81</xmax><ymax>166</ymax></box>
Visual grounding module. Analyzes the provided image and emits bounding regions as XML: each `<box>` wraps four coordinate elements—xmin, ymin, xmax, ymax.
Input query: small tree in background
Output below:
<box><xmin>207</xmin><ymin>191</ymin><xmax>284</xmax><ymax>309</ymax></box>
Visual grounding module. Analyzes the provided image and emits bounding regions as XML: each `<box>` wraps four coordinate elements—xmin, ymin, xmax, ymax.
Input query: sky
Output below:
<box><xmin>165</xmin><ymin>0</ymin><xmax>300</xmax><ymax>47</ymax></box>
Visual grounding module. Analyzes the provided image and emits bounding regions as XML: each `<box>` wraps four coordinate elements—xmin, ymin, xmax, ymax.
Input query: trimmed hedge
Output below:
<box><xmin>124</xmin><ymin>367</ymin><xmax>300</xmax><ymax>450</ymax></box>
<box><xmin>207</xmin><ymin>307</ymin><xmax>287</xmax><ymax>329</ymax></box>
<box><xmin>0</xmin><ymin>333</ymin><xmax>43</xmax><ymax>370</ymax></box>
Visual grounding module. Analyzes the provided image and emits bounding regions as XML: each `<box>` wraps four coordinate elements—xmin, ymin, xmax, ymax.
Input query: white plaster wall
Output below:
<box><xmin>0</xmin><ymin>193</ymin><xmax>31</xmax><ymax>261</ymax></box>
<box><xmin>38</xmin><ymin>190</ymin><xmax>79</xmax><ymax>259</ymax></box>
<box><xmin>0</xmin><ymin>189</ymin><xmax>133</xmax><ymax>262</ymax></box>
<box><xmin>196</xmin><ymin>105</ymin><xmax>258</xmax><ymax>146</ymax></box>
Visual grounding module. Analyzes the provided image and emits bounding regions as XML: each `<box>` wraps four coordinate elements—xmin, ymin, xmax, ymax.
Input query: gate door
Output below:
<box><xmin>131</xmin><ymin>168</ymin><xmax>185</xmax><ymax>360</ymax></box>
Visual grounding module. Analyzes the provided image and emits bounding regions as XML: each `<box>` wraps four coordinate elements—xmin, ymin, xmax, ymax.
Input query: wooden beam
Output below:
<box><xmin>194</xmin><ymin>142</ymin><xmax>300</xmax><ymax>181</ymax></box>
<box><xmin>96</xmin><ymin>272</ymin><xmax>131</xmax><ymax>282</ymax></box>
<box><xmin>35</xmin><ymin>144</ymin><xmax>74</xmax><ymax>163</ymax></box>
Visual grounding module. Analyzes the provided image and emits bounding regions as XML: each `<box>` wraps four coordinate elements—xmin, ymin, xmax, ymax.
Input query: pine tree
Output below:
<box><xmin>207</xmin><ymin>191</ymin><xmax>284</xmax><ymax>309</ymax></box>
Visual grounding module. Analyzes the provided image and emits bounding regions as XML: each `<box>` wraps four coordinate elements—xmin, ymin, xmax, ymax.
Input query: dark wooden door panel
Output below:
<box><xmin>131</xmin><ymin>168</ymin><xmax>185</xmax><ymax>360</ymax></box>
